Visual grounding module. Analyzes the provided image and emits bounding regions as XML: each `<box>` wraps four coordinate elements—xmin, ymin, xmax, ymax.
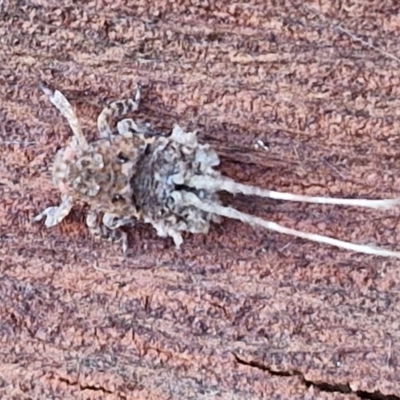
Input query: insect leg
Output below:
<box><xmin>33</xmin><ymin>195</ymin><xmax>74</xmax><ymax>227</ymax></box>
<box><xmin>116</xmin><ymin>118</ymin><xmax>154</xmax><ymax>137</ymax></box>
<box><xmin>97</xmin><ymin>85</ymin><xmax>141</xmax><ymax>139</ymax></box>
<box><xmin>103</xmin><ymin>213</ymin><xmax>136</xmax><ymax>254</ymax></box>
<box><xmin>85</xmin><ymin>209</ymin><xmax>104</xmax><ymax>238</ymax></box>
<box><xmin>145</xmin><ymin>218</ymin><xmax>184</xmax><ymax>248</ymax></box>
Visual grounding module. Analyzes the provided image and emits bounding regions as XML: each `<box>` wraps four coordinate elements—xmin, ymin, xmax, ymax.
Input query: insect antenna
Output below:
<box><xmin>181</xmin><ymin>191</ymin><xmax>400</xmax><ymax>259</ymax></box>
<box><xmin>39</xmin><ymin>83</ymin><xmax>88</xmax><ymax>149</ymax></box>
<box><xmin>186</xmin><ymin>175</ymin><xmax>400</xmax><ymax>210</ymax></box>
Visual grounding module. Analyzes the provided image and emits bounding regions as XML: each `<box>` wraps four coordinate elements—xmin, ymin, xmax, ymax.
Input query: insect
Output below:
<box><xmin>34</xmin><ymin>84</ymin><xmax>400</xmax><ymax>258</ymax></box>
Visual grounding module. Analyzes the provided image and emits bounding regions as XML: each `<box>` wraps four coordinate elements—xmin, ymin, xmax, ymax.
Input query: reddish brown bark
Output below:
<box><xmin>1</xmin><ymin>1</ymin><xmax>400</xmax><ymax>399</ymax></box>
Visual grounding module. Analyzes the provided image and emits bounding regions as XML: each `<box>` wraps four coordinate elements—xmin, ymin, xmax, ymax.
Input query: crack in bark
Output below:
<box><xmin>57</xmin><ymin>377</ymin><xmax>124</xmax><ymax>398</ymax></box>
<box><xmin>233</xmin><ymin>353</ymin><xmax>400</xmax><ymax>400</ymax></box>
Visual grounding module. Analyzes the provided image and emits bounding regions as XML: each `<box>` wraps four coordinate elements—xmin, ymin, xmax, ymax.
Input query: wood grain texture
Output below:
<box><xmin>1</xmin><ymin>1</ymin><xmax>400</xmax><ymax>399</ymax></box>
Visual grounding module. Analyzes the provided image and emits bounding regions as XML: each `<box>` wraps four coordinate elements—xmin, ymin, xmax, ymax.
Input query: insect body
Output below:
<box><xmin>34</xmin><ymin>85</ymin><xmax>400</xmax><ymax>258</ymax></box>
<box><xmin>34</xmin><ymin>85</ymin><xmax>150</xmax><ymax>252</ymax></box>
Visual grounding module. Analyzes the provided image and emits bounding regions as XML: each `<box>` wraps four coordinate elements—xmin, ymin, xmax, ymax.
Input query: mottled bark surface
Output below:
<box><xmin>2</xmin><ymin>1</ymin><xmax>400</xmax><ymax>399</ymax></box>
